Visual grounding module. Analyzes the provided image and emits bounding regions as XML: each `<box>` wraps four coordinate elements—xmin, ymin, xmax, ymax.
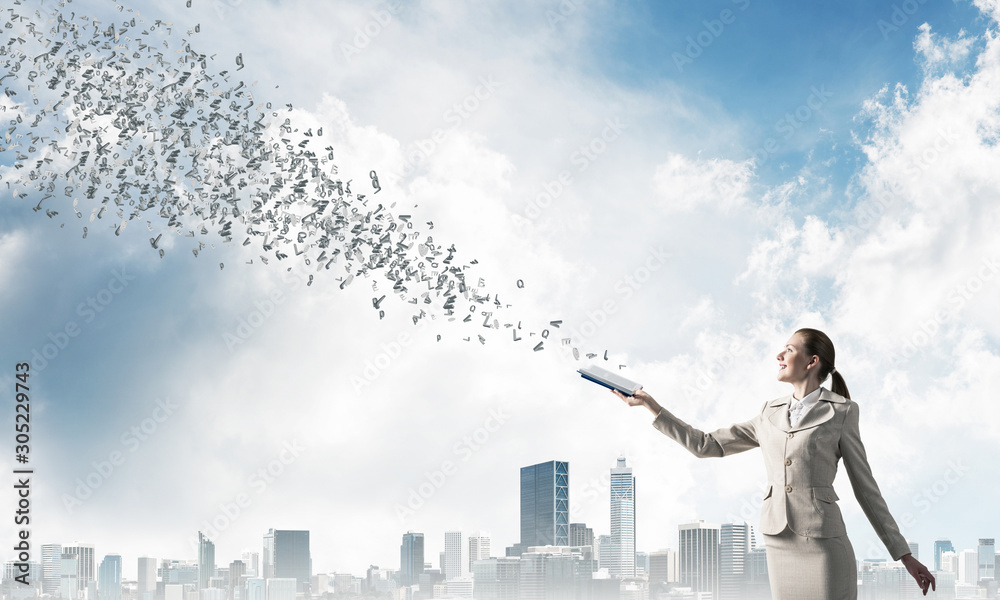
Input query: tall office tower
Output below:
<box><xmin>609</xmin><ymin>457</ymin><xmax>636</xmax><ymax>578</ymax></box>
<box><xmin>469</xmin><ymin>532</ymin><xmax>491</xmax><ymax>572</ymax></box>
<box><xmin>264</xmin><ymin>579</ymin><xmax>296</xmax><ymax>600</ymax></box>
<box><xmin>978</xmin><ymin>539</ymin><xmax>996</xmax><ymax>582</ymax></box>
<box><xmin>262</xmin><ymin>530</ymin><xmax>275</xmax><ymax>581</ymax></box>
<box><xmin>959</xmin><ymin>550</ymin><xmax>978</xmax><ymax>585</ymax></box>
<box><xmin>444</xmin><ymin>531</ymin><xmax>470</xmax><ymax>580</ymax></box>
<box><xmin>138</xmin><ymin>557</ymin><xmax>158</xmax><ymax>600</ymax></box>
<box><xmin>240</xmin><ymin>552</ymin><xmax>259</xmax><ymax>579</ymax></box>
<box><xmin>198</xmin><ymin>533</ymin><xmax>215</xmax><ymax>590</ymax></box>
<box><xmin>908</xmin><ymin>541</ymin><xmax>920</xmax><ymax>560</ymax></box>
<box><xmin>400</xmin><ymin>532</ymin><xmax>425</xmax><ymax>586</ymax></box>
<box><xmin>472</xmin><ymin>558</ymin><xmax>520</xmax><ymax>600</ymax></box>
<box><xmin>569</xmin><ymin>524</ymin><xmax>593</xmax><ymax>549</ymax></box>
<box><xmin>596</xmin><ymin>535</ymin><xmax>612</xmax><ymax>571</ymax></box>
<box><xmin>272</xmin><ymin>531</ymin><xmax>311</xmax><ymax>593</ymax></box>
<box><xmin>934</xmin><ymin>539</ymin><xmax>955</xmax><ymax>571</ymax></box>
<box><xmin>520</xmin><ymin>461</ymin><xmax>570</xmax><ymax>547</ymax></box>
<box><xmin>941</xmin><ymin>551</ymin><xmax>958</xmax><ymax>573</ymax></box>
<box><xmin>42</xmin><ymin>544</ymin><xmax>63</xmax><ymax>595</ymax></box>
<box><xmin>245</xmin><ymin>579</ymin><xmax>264</xmax><ymax>600</ymax></box>
<box><xmin>678</xmin><ymin>521</ymin><xmax>720</xmax><ymax>597</ymax></box>
<box><xmin>227</xmin><ymin>561</ymin><xmax>245</xmax><ymax>600</ymax></box>
<box><xmin>64</xmin><ymin>543</ymin><xmax>96</xmax><ymax>587</ymax></box>
<box><xmin>649</xmin><ymin>549</ymin><xmax>679</xmax><ymax>586</ymax></box>
<box><xmin>61</xmin><ymin>553</ymin><xmax>80</xmax><ymax>600</ymax></box>
<box><xmin>719</xmin><ymin>522</ymin><xmax>755</xmax><ymax>600</ymax></box>
<box><xmin>99</xmin><ymin>555</ymin><xmax>123</xmax><ymax>600</ymax></box>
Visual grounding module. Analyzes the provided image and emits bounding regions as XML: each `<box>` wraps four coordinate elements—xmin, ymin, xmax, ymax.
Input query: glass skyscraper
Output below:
<box><xmin>978</xmin><ymin>539</ymin><xmax>995</xmax><ymax>582</ymax></box>
<box><xmin>609</xmin><ymin>457</ymin><xmax>635</xmax><ymax>578</ymax></box>
<box><xmin>273</xmin><ymin>530</ymin><xmax>311</xmax><ymax>593</ymax></box>
<box><xmin>98</xmin><ymin>555</ymin><xmax>122</xmax><ymax>600</ymax></box>
<box><xmin>198</xmin><ymin>532</ymin><xmax>215</xmax><ymax>590</ymax></box>
<box><xmin>400</xmin><ymin>531</ymin><xmax>425</xmax><ymax>587</ymax></box>
<box><xmin>520</xmin><ymin>460</ymin><xmax>569</xmax><ymax>548</ymax></box>
<box><xmin>934</xmin><ymin>539</ymin><xmax>955</xmax><ymax>571</ymax></box>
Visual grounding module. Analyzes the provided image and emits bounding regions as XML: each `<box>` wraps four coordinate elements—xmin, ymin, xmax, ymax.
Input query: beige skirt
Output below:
<box><xmin>764</xmin><ymin>526</ymin><xmax>857</xmax><ymax>600</ymax></box>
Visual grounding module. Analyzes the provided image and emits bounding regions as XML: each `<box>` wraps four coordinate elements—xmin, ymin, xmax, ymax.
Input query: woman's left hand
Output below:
<box><xmin>901</xmin><ymin>554</ymin><xmax>935</xmax><ymax>595</ymax></box>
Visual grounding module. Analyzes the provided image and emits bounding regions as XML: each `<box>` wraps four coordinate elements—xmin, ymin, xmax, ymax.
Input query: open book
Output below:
<box><xmin>577</xmin><ymin>364</ymin><xmax>641</xmax><ymax>396</ymax></box>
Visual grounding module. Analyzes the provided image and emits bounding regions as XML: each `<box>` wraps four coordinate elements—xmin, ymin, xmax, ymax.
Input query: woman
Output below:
<box><xmin>612</xmin><ymin>328</ymin><xmax>935</xmax><ymax>599</ymax></box>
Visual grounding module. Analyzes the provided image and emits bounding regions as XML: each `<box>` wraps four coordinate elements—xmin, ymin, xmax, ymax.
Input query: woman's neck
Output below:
<box><xmin>791</xmin><ymin>381</ymin><xmax>821</xmax><ymax>401</ymax></box>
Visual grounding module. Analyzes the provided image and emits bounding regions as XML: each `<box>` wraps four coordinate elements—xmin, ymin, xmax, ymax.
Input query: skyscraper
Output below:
<box><xmin>469</xmin><ymin>532</ymin><xmax>491</xmax><ymax>572</ymax></box>
<box><xmin>60</xmin><ymin>553</ymin><xmax>79</xmax><ymax>600</ymax></box>
<box><xmin>262</xmin><ymin>531</ymin><xmax>275</xmax><ymax>580</ymax></box>
<box><xmin>908</xmin><ymin>541</ymin><xmax>919</xmax><ymax>561</ymax></box>
<box><xmin>228</xmin><ymin>561</ymin><xmax>246</xmax><ymax>600</ymax></box>
<box><xmin>959</xmin><ymin>550</ymin><xmax>978</xmax><ymax>585</ymax></box>
<box><xmin>595</xmin><ymin>535</ymin><xmax>612</xmax><ymax>571</ymax></box>
<box><xmin>137</xmin><ymin>557</ymin><xmax>157</xmax><ymax>600</ymax></box>
<box><xmin>569</xmin><ymin>524</ymin><xmax>593</xmax><ymax>549</ymax></box>
<box><xmin>273</xmin><ymin>530</ymin><xmax>310</xmax><ymax>593</ymax></box>
<box><xmin>609</xmin><ymin>457</ymin><xmax>636</xmax><ymax>578</ymax></box>
<box><xmin>719</xmin><ymin>523</ymin><xmax>755</xmax><ymax>600</ymax></box>
<box><xmin>400</xmin><ymin>532</ymin><xmax>425</xmax><ymax>586</ymax></box>
<box><xmin>978</xmin><ymin>539</ymin><xmax>995</xmax><ymax>582</ymax></box>
<box><xmin>63</xmin><ymin>543</ymin><xmax>96</xmax><ymax>587</ymax></box>
<box><xmin>934</xmin><ymin>539</ymin><xmax>955</xmax><ymax>571</ymax></box>
<box><xmin>41</xmin><ymin>544</ymin><xmax>62</xmax><ymax>595</ymax></box>
<box><xmin>520</xmin><ymin>461</ymin><xmax>569</xmax><ymax>548</ymax></box>
<box><xmin>198</xmin><ymin>532</ymin><xmax>215</xmax><ymax>590</ymax></box>
<box><xmin>444</xmin><ymin>531</ymin><xmax>469</xmax><ymax>580</ymax></box>
<box><xmin>99</xmin><ymin>555</ymin><xmax>123</xmax><ymax>600</ymax></box>
<box><xmin>241</xmin><ymin>551</ymin><xmax>259</xmax><ymax>579</ymax></box>
<box><xmin>678</xmin><ymin>521</ymin><xmax>720</xmax><ymax>597</ymax></box>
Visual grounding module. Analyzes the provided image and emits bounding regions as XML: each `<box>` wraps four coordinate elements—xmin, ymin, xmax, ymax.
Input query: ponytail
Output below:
<box><xmin>829</xmin><ymin>369</ymin><xmax>851</xmax><ymax>400</ymax></box>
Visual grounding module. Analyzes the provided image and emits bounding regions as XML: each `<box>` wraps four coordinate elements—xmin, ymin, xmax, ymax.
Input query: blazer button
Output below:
<box><xmin>784</xmin><ymin>485</ymin><xmax>792</xmax><ymax>493</ymax></box>
<box><xmin>784</xmin><ymin>459</ymin><xmax>792</xmax><ymax>466</ymax></box>
<box><xmin>787</xmin><ymin>433</ymin><xmax>794</xmax><ymax>439</ymax></box>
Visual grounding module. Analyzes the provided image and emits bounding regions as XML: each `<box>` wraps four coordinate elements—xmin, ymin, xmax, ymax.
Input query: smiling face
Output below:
<box><xmin>776</xmin><ymin>333</ymin><xmax>818</xmax><ymax>383</ymax></box>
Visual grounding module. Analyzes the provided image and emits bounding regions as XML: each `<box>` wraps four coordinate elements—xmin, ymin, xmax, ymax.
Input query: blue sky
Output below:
<box><xmin>2</xmin><ymin>0</ymin><xmax>999</xmax><ymax>584</ymax></box>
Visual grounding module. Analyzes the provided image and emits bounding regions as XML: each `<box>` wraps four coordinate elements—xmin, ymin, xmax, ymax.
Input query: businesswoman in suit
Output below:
<box><xmin>612</xmin><ymin>328</ymin><xmax>935</xmax><ymax>599</ymax></box>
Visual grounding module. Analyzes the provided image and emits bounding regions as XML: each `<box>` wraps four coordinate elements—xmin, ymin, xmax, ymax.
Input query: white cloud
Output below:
<box><xmin>652</xmin><ymin>152</ymin><xmax>754</xmax><ymax>213</ymax></box>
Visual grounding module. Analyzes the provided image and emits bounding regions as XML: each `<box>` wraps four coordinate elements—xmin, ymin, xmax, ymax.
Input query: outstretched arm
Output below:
<box><xmin>613</xmin><ymin>388</ymin><xmax>759</xmax><ymax>457</ymax></box>
<box><xmin>840</xmin><ymin>402</ymin><xmax>921</xmax><ymax>565</ymax></box>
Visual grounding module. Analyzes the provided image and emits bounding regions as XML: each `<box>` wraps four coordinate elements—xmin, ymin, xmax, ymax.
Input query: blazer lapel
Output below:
<box><xmin>789</xmin><ymin>401</ymin><xmax>834</xmax><ymax>432</ymax></box>
<box><xmin>788</xmin><ymin>389</ymin><xmax>844</xmax><ymax>432</ymax></box>
<box><xmin>767</xmin><ymin>395</ymin><xmax>792</xmax><ymax>432</ymax></box>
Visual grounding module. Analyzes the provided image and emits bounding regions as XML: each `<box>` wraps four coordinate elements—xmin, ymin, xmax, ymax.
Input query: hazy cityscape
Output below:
<box><xmin>3</xmin><ymin>459</ymin><xmax>996</xmax><ymax>600</ymax></box>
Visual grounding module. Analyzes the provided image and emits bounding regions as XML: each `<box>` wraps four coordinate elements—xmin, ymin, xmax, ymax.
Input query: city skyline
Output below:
<box><xmin>8</xmin><ymin>454</ymin><xmax>995</xmax><ymax>581</ymax></box>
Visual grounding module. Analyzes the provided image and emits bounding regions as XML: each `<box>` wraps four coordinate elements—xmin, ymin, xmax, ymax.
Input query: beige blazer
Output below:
<box><xmin>652</xmin><ymin>387</ymin><xmax>911</xmax><ymax>560</ymax></box>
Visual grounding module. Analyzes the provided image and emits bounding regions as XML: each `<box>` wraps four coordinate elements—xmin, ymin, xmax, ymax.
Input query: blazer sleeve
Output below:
<box><xmin>652</xmin><ymin>405</ymin><xmax>761</xmax><ymax>458</ymax></box>
<box><xmin>839</xmin><ymin>401</ymin><xmax>911</xmax><ymax>561</ymax></box>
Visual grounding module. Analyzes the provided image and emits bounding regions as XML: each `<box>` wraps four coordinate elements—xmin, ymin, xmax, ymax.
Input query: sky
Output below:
<box><xmin>2</xmin><ymin>0</ymin><xmax>1000</xmax><ymax>583</ymax></box>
